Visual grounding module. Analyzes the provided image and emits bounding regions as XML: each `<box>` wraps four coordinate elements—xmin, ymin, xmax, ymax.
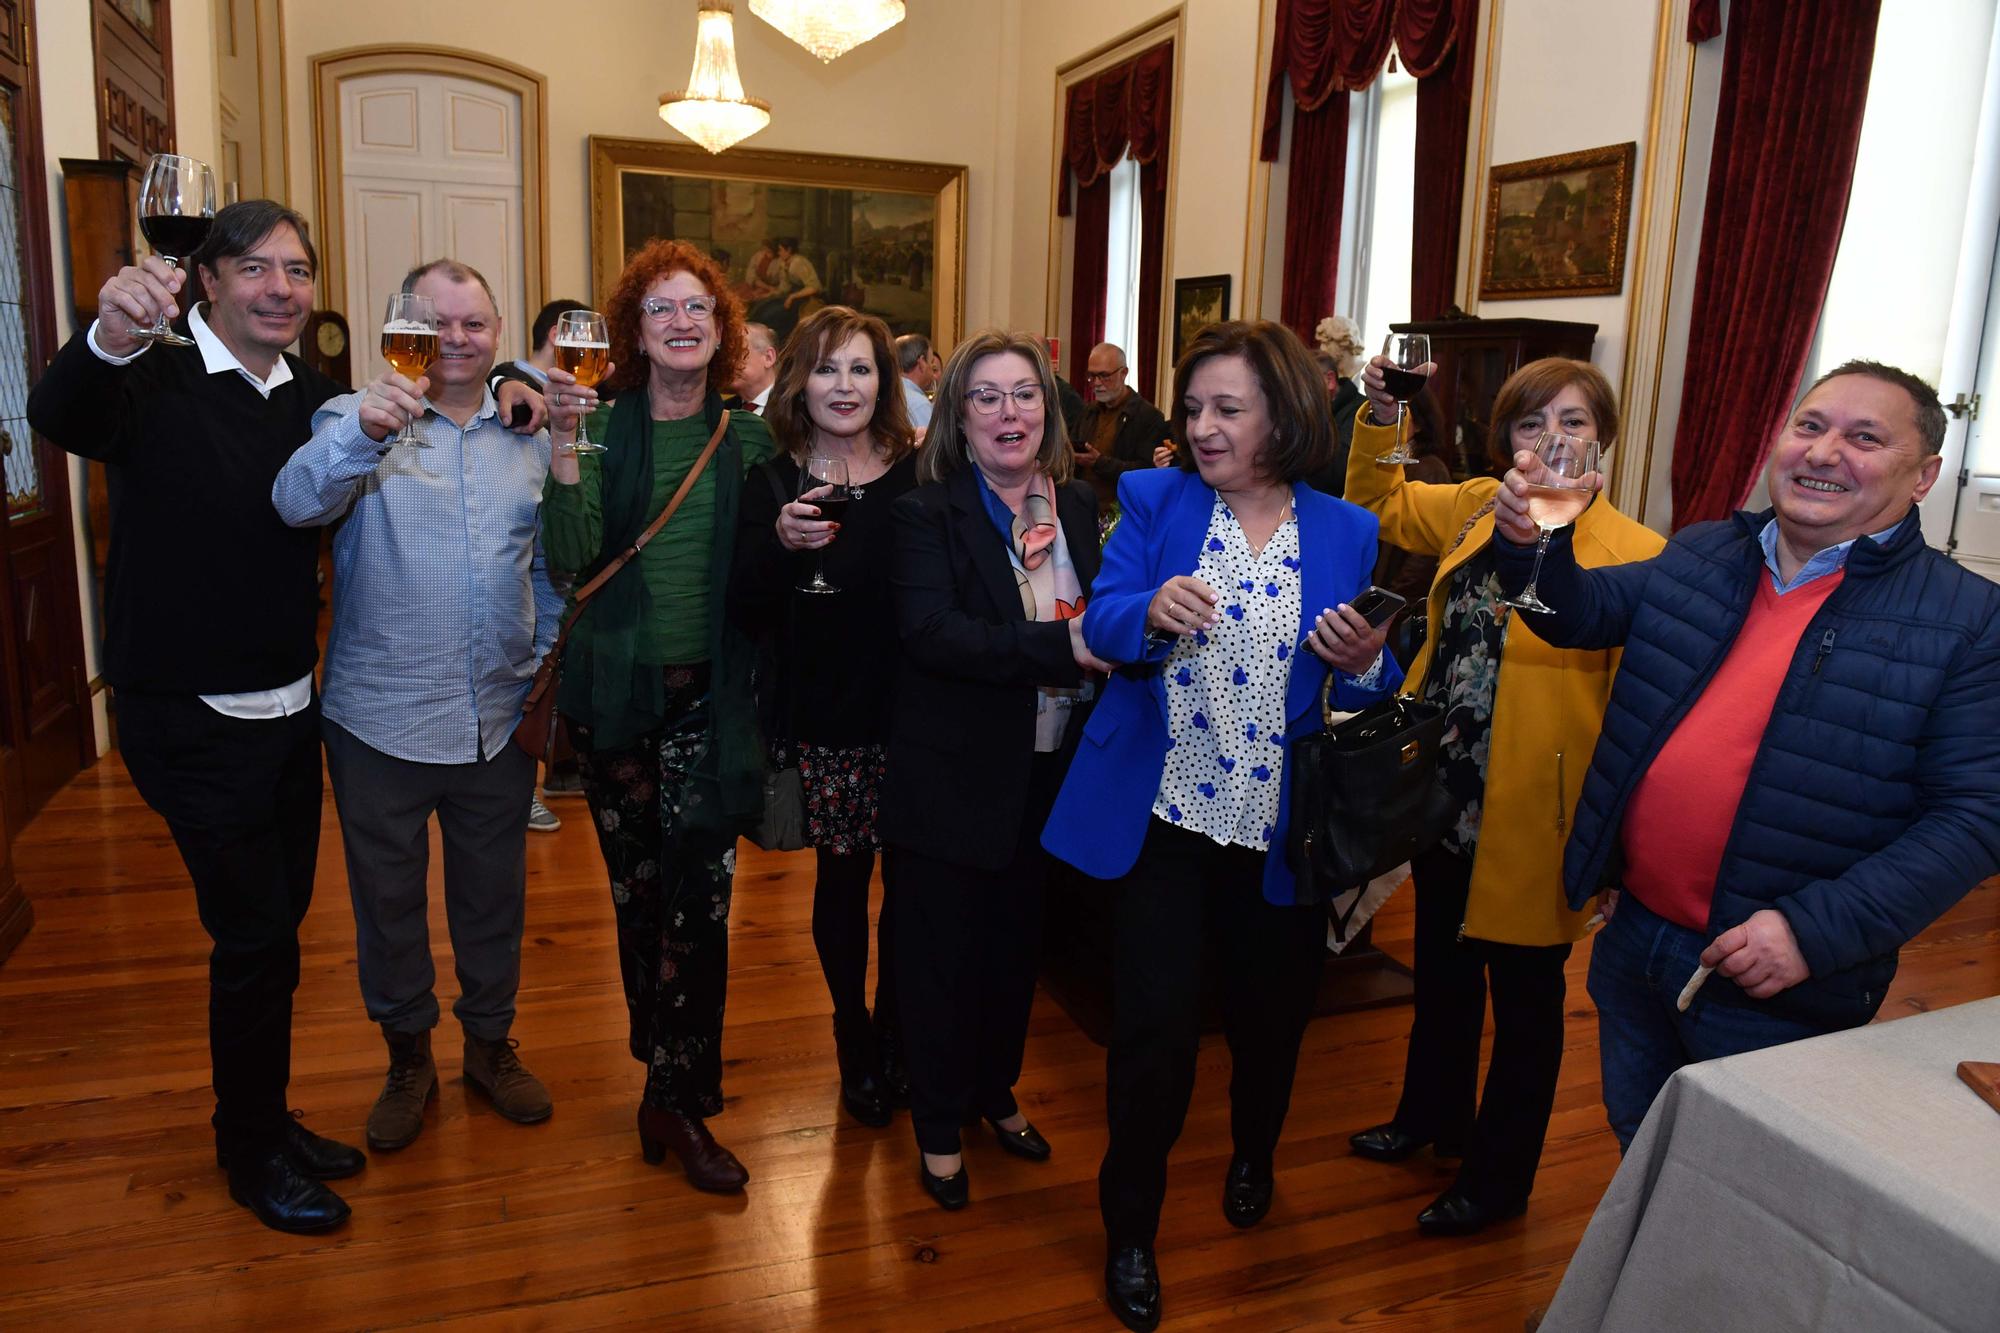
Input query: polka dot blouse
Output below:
<box><xmin>1151</xmin><ymin>495</ymin><xmax>1302</xmax><ymax>852</ymax></box>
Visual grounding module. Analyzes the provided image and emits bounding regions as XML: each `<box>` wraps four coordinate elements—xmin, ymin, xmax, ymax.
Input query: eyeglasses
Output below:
<box><xmin>964</xmin><ymin>385</ymin><xmax>1045</xmax><ymax>416</ymax></box>
<box><xmin>639</xmin><ymin>295</ymin><xmax>717</xmax><ymax>322</ymax></box>
<box><xmin>1083</xmin><ymin>368</ymin><xmax>1125</xmax><ymax>381</ymax></box>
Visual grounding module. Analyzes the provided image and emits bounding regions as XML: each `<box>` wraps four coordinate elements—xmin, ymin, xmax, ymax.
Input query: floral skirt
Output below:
<box><xmin>775</xmin><ymin>741</ymin><xmax>885</xmax><ymax>857</ymax></box>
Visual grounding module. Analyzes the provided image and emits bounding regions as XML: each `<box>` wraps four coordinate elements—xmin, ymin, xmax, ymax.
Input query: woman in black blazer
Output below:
<box><xmin>880</xmin><ymin>329</ymin><xmax>1108</xmax><ymax>1211</ymax></box>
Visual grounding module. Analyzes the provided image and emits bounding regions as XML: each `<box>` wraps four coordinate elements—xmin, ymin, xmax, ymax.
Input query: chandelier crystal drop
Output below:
<box><xmin>660</xmin><ymin>0</ymin><xmax>771</xmax><ymax>155</ymax></box>
<box><xmin>750</xmin><ymin>0</ymin><xmax>906</xmax><ymax>63</ymax></box>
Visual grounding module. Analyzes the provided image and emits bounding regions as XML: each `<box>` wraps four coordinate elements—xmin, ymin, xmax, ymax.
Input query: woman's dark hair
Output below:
<box><xmin>918</xmin><ymin>330</ymin><xmax>1073</xmax><ymax>485</ymax></box>
<box><xmin>1169</xmin><ymin>320</ymin><xmax>1333</xmax><ymax>484</ymax></box>
<box><xmin>767</xmin><ymin>305</ymin><xmax>915</xmax><ymax>465</ymax></box>
<box><xmin>601</xmin><ymin>238</ymin><xmax>745</xmax><ymax>397</ymax></box>
<box><xmin>190</xmin><ymin>199</ymin><xmax>317</xmax><ymax>286</ymax></box>
<box><xmin>1487</xmin><ymin>357</ymin><xmax>1620</xmax><ymax>471</ymax></box>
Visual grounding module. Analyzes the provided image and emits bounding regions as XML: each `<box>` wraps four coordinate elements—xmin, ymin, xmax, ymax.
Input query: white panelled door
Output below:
<box><xmin>340</xmin><ymin>71</ymin><xmax>525</xmax><ymax>383</ymax></box>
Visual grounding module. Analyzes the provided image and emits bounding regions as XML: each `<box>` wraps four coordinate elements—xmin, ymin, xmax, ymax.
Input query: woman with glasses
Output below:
<box><xmin>730</xmin><ymin>306</ymin><xmax>918</xmax><ymax>1127</ymax></box>
<box><xmin>879</xmin><ymin>331</ymin><xmax>1110</xmax><ymax>1211</ymax></box>
<box><xmin>542</xmin><ymin>239</ymin><xmax>775</xmax><ymax>1194</ymax></box>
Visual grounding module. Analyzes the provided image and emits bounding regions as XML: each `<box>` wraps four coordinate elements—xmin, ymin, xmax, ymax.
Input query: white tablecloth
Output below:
<box><xmin>1544</xmin><ymin>996</ymin><xmax>2000</xmax><ymax>1332</ymax></box>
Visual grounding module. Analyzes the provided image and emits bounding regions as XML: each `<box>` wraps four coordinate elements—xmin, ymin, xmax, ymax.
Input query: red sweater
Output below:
<box><xmin>1621</xmin><ymin>570</ymin><xmax>1844</xmax><ymax>931</ymax></box>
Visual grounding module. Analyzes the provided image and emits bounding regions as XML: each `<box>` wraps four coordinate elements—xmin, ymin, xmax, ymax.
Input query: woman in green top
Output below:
<box><xmin>543</xmin><ymin>238</ymin><xmax>774</xmax><ymax>1195</ymax></box>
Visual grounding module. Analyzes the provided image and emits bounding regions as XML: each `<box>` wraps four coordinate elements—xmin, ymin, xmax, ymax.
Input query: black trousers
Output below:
<box><xmin>888</xmin><ymin>753</ymin><xmax>1060</xmax><ymax>1156</ymax></box>
<box><xmin>1099</xmin><ymin>818</ymin><xmax>1327</xmax><ymax>1249</ymax></box>
<box><xmin>1391</xmin><ymin>846</ymin><xmax>1571</xmax><ymax>1209</ymax></box>
<box><xmin>116</xmin><ymin>690</ymin><xmax>323</xmax><ymax>1152</ymax></box>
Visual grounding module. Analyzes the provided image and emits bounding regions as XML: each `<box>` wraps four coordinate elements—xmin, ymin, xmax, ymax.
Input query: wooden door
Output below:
<box><xmin>0</xmin><ymin>0</ymin><xmax>91</xmax><ymax>832</ymax></box>
<box><xmin>338</xmin><ymin>70</ymin><xmax>526</xmax><ymax>379</ymax></box>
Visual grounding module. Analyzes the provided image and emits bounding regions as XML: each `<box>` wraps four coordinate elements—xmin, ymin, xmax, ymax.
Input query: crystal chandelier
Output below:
<box><xmin>750</xmin><ymin>0</ymin><xmax>906</xmax><ymax>63</ymax></box>
<box><xmin>660</xmin><ymin>0</ymin><xmax>771</xmax><ymax>155</ymax></box>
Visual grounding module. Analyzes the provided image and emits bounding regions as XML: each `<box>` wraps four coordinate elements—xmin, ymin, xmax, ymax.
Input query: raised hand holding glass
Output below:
<box><xmin>134</xmin><ymin>154</ymin><xmax>217</xmax><ymax>347</ymax></box>
<box><xmin>1504</xmin><ymin>431</ymin><xmax>1603</xmax><ymax>614</ymax></box>
<box><xmin>797</xmin><ymin>455</ymin><xmax>850</xmax><ymax>595</ymax></box>
<box><xmin>1375</xmin><ymin>332</ymin><xmax>1431</xmax><ymax>466</ymax></box>
<box><xmin>552</xmin><ymin>309</ymin><xmax>610</xmax><ymax>454</ymax></box>
<box><xmin>380</xmin><ymin>292</ymin><xmax>439</xmax><ymax>447</ymax></box>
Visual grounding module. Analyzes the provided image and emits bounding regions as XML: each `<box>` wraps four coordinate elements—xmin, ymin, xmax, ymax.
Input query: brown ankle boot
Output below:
<box><xmin>462</xmin><ymin>1035</ymin><xmax>553</xmax><ymax>1124</ymax></box>
<box><xmin>367</xmin><ymin>1028</ymin><xmax>437</xmax><ymax>1151</ymax></box>
<box><xmin>636</xmin><ymin>1105</ymin><xmax>749</xmax><ymax>1193</ymax></box>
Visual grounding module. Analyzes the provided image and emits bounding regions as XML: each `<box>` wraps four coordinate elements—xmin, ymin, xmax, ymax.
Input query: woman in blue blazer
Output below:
<box><xmin>1042</xmin><ymin>321</ymin><xmax>1396</xmax><ymax>1333</ymax></box>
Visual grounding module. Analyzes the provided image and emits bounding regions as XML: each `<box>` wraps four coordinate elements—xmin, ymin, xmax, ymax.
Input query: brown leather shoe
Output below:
<box><xmin>636</xmin><ymin>1105</ymin><xmax>749</xmax><ymax>1193</ymax></box>
<box><xmin>462</xmin><ymin>1035</ymin><xmax>553</xmax><ymax>1125</ymax></box>
<box><xmin>367</xmin><ymin>1027</ymin><xmax>437</xmax><ymax>1151</ymax></box>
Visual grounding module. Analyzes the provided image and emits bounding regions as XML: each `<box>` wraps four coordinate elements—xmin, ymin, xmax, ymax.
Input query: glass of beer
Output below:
<box><xmin>552</xmin><ymin>310</ymin><xmax>611</xmax><ymax>454</ymax></box>
<box><xmin>134</xmin><ymin>154</ymin><xmax>217</xmax><ymax>347</ymax></box>
<box><xmin>380</xmin><ymin>292</ymin><xmax>440</xmax><ymax>446</ymax></box>
<box><xmin>1504</xmin><ymin>431</ymin><xmax>1603</xmax><ymax>614</ymax></box>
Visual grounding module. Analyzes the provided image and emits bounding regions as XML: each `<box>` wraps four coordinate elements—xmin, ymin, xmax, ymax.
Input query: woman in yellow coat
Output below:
<box><xmin>1343</xmin><ymin>356</ymin><xmax>1663</xmax><ymax>1236</ymax></box>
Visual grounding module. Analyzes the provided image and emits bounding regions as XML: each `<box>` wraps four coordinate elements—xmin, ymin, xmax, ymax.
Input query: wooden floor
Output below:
<box><xmin>2</xmin><ymin>755</ymin><xmax>1996</xmax><ymax>1331</ymax></box>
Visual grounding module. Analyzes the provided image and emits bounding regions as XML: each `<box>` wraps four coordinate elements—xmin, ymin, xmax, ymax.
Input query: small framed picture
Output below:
<box><xmin>1171</xmin><ymin>274</ymin><xmax>1232</xmax><ymax>367</ymax></box>
<box><xmin>1479</xmin><ymin>141</ymin><xmax>1637</xmax><ymax>300</ymax></box>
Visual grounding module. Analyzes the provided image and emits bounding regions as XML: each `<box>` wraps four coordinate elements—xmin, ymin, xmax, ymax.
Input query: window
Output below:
<box><xmin>1103</xmin><ymin>152</ymin><xmax>1142</xmax><ymax>364</ymax></box>
<box><xmin>1353</xmin><ymin>64</ymin><xmax>1419</xmax><ymax>355</ymax></box>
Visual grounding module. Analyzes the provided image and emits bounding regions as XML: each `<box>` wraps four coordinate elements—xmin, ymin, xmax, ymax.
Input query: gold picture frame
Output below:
<box><xmin>1478</xmin><ymin>141</ymin><xmax>1637</xmax><ymax>301</ymax></box>
<box><xmin>588</xmin><ymin>136</ymin><xmax>968</xmax><ymax>348</ymax></box>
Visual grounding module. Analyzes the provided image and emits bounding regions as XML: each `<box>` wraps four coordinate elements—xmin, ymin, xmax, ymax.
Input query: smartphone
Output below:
<box><xmin>1299</xmin><ymin>586</ymin><xmax>1407</xmax><ymax>652</ymax></box>
<box><xmin>1349</xmin><ymin>585</ymin><xmax>1408</xmax><ymax>628</ymax></box>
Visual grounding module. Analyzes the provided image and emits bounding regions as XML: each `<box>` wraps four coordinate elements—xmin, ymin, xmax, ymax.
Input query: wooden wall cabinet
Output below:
<box><xmin>60</xmin><ymin>158</ymin><xmax>137</xmax><ymax>329</ymax></box>
<box><xmin>1393</xmin><ymin>311</ymin><xmax>1599</xmax><ymax>479</ymax></box>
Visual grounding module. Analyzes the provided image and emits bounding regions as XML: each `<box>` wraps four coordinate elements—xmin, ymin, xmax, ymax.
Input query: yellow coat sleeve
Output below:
<box><xmin>1345</xmin><ymin>415</ymin><xmax>1482</xmax><ymax>557</ymax></box>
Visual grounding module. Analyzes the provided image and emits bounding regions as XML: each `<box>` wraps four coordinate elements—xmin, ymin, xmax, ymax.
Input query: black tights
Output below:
<box><xmin>811</xmin><ymin>846</ymin><xmax>897</xmax><ymax>1029</ymax></box>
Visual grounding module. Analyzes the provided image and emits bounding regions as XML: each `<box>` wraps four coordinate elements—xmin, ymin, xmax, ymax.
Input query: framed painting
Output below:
<box><xmin>1171</xmin><ymin>274</ymin><xmax>1231</xmax><ymax>368</ymax></box>
<box><xmin>1478</xmin><ymin>142</ymin><xmax>1637</xmax><ymax>300</ymax></box>
<box><xmin>589</xmin><ymin>136</ymin><xmax>967</xmax><ymax>349</ymax></box>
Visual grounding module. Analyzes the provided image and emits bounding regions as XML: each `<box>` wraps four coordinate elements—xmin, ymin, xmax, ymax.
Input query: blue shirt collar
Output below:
<box><xmin>1758</xmin><ymin>515</ymin><xmax>1904</xmax><ymax>594</ymax></box>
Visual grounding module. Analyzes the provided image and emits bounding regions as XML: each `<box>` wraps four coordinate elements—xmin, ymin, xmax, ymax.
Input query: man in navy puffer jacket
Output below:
<box><xmin>1489</xmin><ymin>360</ymin><xmax>2000</xmax><ymax>1148</ymax></box>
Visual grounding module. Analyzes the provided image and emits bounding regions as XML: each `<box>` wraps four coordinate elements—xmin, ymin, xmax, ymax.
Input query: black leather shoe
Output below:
<box><xmin>224</xmin><ymin>1146</ymin><xmax>352</xmax><ymax>1234</ymax></box>
<box><xmin>918</xmin><ymin>1156</ymin><xmax>969</xmax><ymax>1211</ymax></box>
<box><xmin>1416</xmin><ymin>1187</ymin><xmax>1526</xmax><ymax>1237</ymax></box>
<box><xmin>985</xmin><ymin>1116</ymin><xmax>1051</xmax><ymax>1162</ymax></box>
<box><xmin>833</xmin><ymin>1014</ymin><xmax>893</xmax><ymax>1128</ymax></box>
<box><xmin>1104</xmin><ymin>1246</ymin><xmax>1161</xmax><ymax>1332</ymax></box>
<box><xmin>218</xmin><ymin>1112</ymin><xmax>366</xmax><ymax>1181</ymax></box>
<box><xmin>1349</xmin><ymin>1122</ymin><xmax>1462</xmax><ymax>1162</ymax></box>
<box><xmin>1222</xmin><ymin>1156</ymin><xmax>1274</xmax><ymax>1228</ymax></box>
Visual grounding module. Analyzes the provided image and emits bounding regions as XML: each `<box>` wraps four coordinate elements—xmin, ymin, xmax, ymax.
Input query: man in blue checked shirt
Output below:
<box><xmin>273</xmin><ymin>259</ymin><xmax>564</xmax><ymax>1153</ymax></box>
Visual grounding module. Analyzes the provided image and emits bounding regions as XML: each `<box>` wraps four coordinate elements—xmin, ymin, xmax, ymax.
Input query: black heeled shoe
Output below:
<box><xmin>918</xmin><ymin>1155</ymin><xmax>969</xmax><ymax>1211</ymax></box>
<box><xmin>984</xmin><ymin>1116</ymin><xmax>1051</xmax><ymax>1162</ymax></box>
<box><xmin>1416</xmin><ymin>1187</ymin><xmax>1526</xmax><ymax>1237</ymax></box>
<box><xmin>1104</xmin><ymin>1246</ymin><xmax>1161</xmax><ymax>1332</ymax></box>
<box><xmin>1222</xmin><ymin>1156</ymin><xmax>1273</xmax><ymax>1228</ymax></box>
<box><xmin>832</xmin><ymin>1014</ymin><xmax>892</xmax><ymax>1128</ymax></box>
<box><xmin>1349</xmin><ymin>1122</ymin><xmax>1461</xmax><ymax>1162</ymax></box>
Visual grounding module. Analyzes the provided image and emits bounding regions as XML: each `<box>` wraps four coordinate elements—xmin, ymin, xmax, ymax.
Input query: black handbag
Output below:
<box><xmin>1287</xmin><ymin>678</ymin><xmax>1452</xmax><ymax>931</ymax></box>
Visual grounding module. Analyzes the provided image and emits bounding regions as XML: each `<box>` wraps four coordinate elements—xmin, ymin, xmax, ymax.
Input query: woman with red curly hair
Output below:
<box><xmin>543</xmin><ymin>238</ymin><xmax>776</xmax><ymax>1195</ymax></box>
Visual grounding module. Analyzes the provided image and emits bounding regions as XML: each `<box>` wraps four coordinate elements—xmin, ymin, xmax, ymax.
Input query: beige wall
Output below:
<box><xmin>275</xmin><ymin>0</ymin><xmax>1016</xmax><ymax>336</ymax></box>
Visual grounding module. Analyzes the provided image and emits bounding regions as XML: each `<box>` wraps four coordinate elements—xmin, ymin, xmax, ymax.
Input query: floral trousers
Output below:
<box><xmin>569</xmin><ymin>670</ymin><xmax>734</xmax><ymax>1117</ymax></box>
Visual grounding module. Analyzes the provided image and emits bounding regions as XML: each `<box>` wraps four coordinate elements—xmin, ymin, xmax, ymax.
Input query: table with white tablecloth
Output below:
<box><xmin>1543</xmin><ymin>996</ymin><xmax>2000</xmax><ymax>1333</ymax></box>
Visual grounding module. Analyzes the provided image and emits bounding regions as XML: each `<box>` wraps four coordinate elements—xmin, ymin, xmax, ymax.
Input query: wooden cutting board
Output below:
<box><xmin>1957</xmin><ymin>1061</ymin><xmax>2000</xmax><ymax>1116</ymax></box>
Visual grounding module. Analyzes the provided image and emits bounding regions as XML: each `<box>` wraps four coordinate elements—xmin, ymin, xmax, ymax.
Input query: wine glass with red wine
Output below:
<box><xmin>134</xmin><ymin>154</ymin><xmax>217</xmax><ymax>348</ymax></box>
<box><xmin>1504</xmin><ymin>431</ymin><xmax>1603</xmax><ymax>614</ymax></box>
<box><xmin>796</xmin><ymin>456</ymin><xmax>851</xmax><ymax>595</ymax></box>
<box><xmin>1375</xmin><ymin>332</ymin><xmax>1432</xmax><ymax>466</ymax></box>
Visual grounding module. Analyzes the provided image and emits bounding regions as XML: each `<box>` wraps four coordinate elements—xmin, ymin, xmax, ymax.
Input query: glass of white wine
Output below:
<box><xmin>1504</xmin><ymin>431</ymin><xmax>1602</xmax><ymax>614</ymax></box>
<box><xmin>552</xmin><ymin>309</ymin><xmax>610</xmax><ymax>454</ymax></box>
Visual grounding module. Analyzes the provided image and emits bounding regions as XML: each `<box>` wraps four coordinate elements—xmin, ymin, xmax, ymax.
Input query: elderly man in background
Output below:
<box><xmin>274</xmin><ymin>258</ymin><xmax>565</xmax><ymax>1156</ymax></box>
<box><xmin>1074</xmin><ymin>341</ymin><xmax>1168</xmax><ymax>511</ymax></box>
<box><xmin>895</xmin><ymin>332</ymin><xmax>940</xmax><ymax>430</ymax></box>
<box><xmin>736</xmin><ymin>321</ymin><xmax>779</xmax><ymax>415</ymax></box>
<box><xmin>1492</xmin><ymin>359</ymin><xmax>2000</xmax><ymax>1149</ymax></box>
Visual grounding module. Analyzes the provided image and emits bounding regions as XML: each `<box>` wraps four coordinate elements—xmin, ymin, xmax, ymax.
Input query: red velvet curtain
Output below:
<box><xmin>1403</xmin><ymin>0</ymin><xmax>1476</xmax><ymax>319</ymax></box>
<box><xmin>1059</xmin><ymin>43</ymin><xmax>1173</xmax><ymax>387</ymax></box>
<box><xmin>1260</xmin><ymin>0</ymin><xmax>1476</xmax><ymax>335</ymax></box>
<box><xmin>1668</xmin><ymin>0</ymin><xmax>1880</xmax><ymax>528</ymax></box>
<box><xmin>1689</xmin><ymin>0</ymin><xmax>1722</xmax><ymax>43</ymax></box>
<box><xmin>1068</xmin><ymin>176</ymin><xmax>1111</xmax><ymax>394</ymax></box>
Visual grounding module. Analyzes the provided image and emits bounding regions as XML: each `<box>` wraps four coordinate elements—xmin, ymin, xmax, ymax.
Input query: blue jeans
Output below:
<box><xmin>1587</xmin><ymin>893</ymin><xmax>1827</xmax><ymax>1149</ymax></box>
